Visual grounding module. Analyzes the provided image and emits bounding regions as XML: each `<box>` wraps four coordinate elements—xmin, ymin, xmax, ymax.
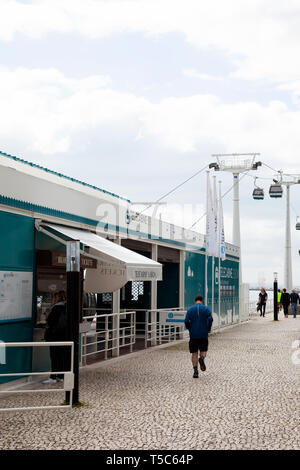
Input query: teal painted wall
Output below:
<box><xmin>184</xmin><ymin>251</ymin><xmax>239</xmax><ymax>327</ymax></box>
<box><xmin>0</xmin><ymin>211</ymin><xmax>35</xmax><ymax>384</ymax></box>
<box><xmin>207</xmin><ymin>256</ymin><xmax>239</xmax><ymax>326</ymax></box>
<box><xmin>220</xmin><ymin>258</ymin><xmax>239</xmax><ymax>325</ymax></box>
<box><xmin>184</xmin><ymin>251</ymin><xmax>206</xmax><ymax>309</ymax></box>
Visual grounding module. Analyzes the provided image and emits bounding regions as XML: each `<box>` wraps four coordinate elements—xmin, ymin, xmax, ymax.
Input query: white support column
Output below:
<box><xmin>112</xmin><ymin>238</ymin><xmax>121</xmax><ymax>357</ymax></box>
<box><xmin>232</xmin><ymin>173</ymin><xmax>241</xmax><ymax>250</ymax></box>
<box><xmin>150</xmin><ymin>244</ymin><xmax>158</xmax><ymax>346</ymax></box>
<box><xmin>205</xmin><ymin>170</ymin><xmax>209</xmax><ymax>307</ymax></box>
<box><xmin>284</xmin><ymin>184</ymin><xmax>293</xmax><ymax>291</ymax></box>
<box><xmin>212</xmin><ymin>175</ymin><xmax>217</xmax><ymax>318</ymax></box>
<box><xmin>218</xmin><ymin>180</ymin><xmax>222</xmax><ymax>331</ymax></box>
<box><xmin>232</xmin><ymin>173</ymin><xmax>243</xmax><ymax>321</ymax></box>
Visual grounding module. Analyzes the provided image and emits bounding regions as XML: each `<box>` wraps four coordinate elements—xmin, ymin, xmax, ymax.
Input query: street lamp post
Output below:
<box><xmin>273</xmin><ymin>272</ymin><xmax>278</xmax><ymax>321</ymax></box>
<box><xmin>66</xmin><ymin>240</ymin><xmax>81</xmax><ymax>405</ymax></box>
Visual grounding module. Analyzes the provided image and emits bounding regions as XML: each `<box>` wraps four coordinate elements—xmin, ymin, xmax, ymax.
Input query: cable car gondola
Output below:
<box><xmin>252</xmin><ymin>187</ymin><xmax>264</xmax><ymax>200</ymax></box>
<box><xmin>252</xmin><ymin>177</ymin><xmax>264</xmax><ymax>200</ymax></box>
<box><xmin>269</xmin><ymin>183</ymin><xmax>283</xmax><ymax>198</ymax></box>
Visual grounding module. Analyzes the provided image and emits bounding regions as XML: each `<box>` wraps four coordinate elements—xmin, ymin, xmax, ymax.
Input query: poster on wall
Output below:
<box><xmin>0</xmin><ymin>271</ymin><xmax>33</xmax><ymax>321</ymax></box>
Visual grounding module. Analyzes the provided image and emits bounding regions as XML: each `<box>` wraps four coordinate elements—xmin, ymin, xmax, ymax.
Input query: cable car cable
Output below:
<box><xmin>261</xmin><ymin>161</ymin><xmax>282</xmax><ymax>174</ymax></box>
<box><xmin>135</xmin><ymin>163</ymin><xmax>209</xmax><ymax>217</ymax></box>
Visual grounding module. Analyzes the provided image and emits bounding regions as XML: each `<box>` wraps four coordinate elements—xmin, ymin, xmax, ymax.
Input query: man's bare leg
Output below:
<box><xmin>191</xmin><ymin>352</ymin><xmax>198</xmax><ymax>367</ymax></box>
<box><xmin>191</xmin><ymin>352</ymin><xmax>199</xmax><ymax>377</ymax></box>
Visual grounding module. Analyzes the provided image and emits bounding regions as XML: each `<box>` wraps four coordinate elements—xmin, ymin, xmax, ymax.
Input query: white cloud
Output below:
<box><xmin>0</xmin><ymin>66</ymin><xmax>146</xmax><ymax>154</ymax></box>
<box><xmin>2</xmin><ymin>0</ymin><xmax>300</xmax><ymax>89</ymax></box>
<box><xmin>183</xmin><ymin>69</ymin><xmax>222</xmax><ymax>81</ymax></box>
<box><xmin>140</xmin><ymin>95</ymin><xmax>300</xmax><ymax>169</ymax></box>
<box><xmin>2</xmin><ymin>65</ymin><xmax>300</xmax><ymax>169</ymax></box>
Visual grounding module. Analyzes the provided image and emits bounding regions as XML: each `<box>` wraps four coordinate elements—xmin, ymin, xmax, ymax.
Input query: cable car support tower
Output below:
<box><xmin>209</xmin><ymin>153</ymin><xmax>261</xmax><ymax>318</ymax></box>
<box><xmin>273</xmin><ymin>173</ymin><xmax>300</xmax><ymax>291</ymax></box>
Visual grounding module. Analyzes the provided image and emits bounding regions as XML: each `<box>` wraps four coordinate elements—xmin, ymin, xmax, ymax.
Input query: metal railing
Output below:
<box><xmin>81</xmin><ymin>307</ymin><xmax>187</xmax><ymax>364</ymax></box>
<box><xmin>81</xmin><ymin>310</ymin><xmax>136</xmax><ymax>365</ymax></box>
<box><xmin>145</xmin><ymin>308</ymin><xmax>187</xmax><ymax>347</ymax></box>
<box><xmin>0</xmin><ymin>341</ymin><xmax>74</xmax><ymax>412</ymax></box>
<box><xmin>121</xmin><ymin>307</ymin><xmax>187</xmax><ymax>348</ymax></box>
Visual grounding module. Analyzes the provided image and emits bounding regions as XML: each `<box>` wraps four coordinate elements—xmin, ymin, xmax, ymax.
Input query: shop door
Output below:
<box><xmin>157</xmin><ymin>262</ymin><xmax>179</xmax><ymax>309</ymax></box>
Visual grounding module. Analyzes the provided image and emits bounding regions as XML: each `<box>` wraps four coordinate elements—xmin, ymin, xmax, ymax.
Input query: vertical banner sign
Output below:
<box><xmin>218</xmin><ymin>183</ymin><xmax>226</xmax><ymax>260</ymax></box>
<box><xmin>206</xmin><ymin>173</ymin><xmax>215</xmax><ymax>256</ymax></box>
<box><xmin>213</xmin><ymin>175</ymin><xmax>219</xmax><ymax>257</ymax></box>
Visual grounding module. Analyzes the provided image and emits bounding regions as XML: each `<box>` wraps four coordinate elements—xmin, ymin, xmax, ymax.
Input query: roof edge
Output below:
<box><xmin>0</xmin><ymin>150</ymin><xmax>131</xmax><ymax>203</ymax></box>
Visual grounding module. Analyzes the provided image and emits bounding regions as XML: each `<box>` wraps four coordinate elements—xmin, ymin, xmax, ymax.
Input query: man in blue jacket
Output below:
<box><xmin>290</xmin><ymin>289</ymin><xmax>299</xmax><ymax>318</ymax></box>
<box><xmin>184</xmin><ymin>295</ymin><xmax>213</xmax><ymax>378</ymax></box>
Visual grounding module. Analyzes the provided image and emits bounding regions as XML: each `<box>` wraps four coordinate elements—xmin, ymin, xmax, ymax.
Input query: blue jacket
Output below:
<box><xmin>184</xmin><ymin>303</ymin><xmax>213</xmax><ymax>339</ymax></box>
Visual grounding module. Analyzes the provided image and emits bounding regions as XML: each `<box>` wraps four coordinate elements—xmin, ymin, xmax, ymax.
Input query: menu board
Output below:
<box><xmin>0</xmin><ymin>271</ymin><xmax>33</xmax><ymax>321</ymax></box>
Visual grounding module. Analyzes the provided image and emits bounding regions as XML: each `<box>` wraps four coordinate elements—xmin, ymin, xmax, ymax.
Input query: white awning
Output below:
<box><xmin>37</xmin><ymin>223</ymin><xmax>162</xmax><ymax>293</ymax></box>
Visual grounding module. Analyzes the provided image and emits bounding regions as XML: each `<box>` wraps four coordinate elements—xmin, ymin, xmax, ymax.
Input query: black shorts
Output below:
<box><xmin>189</xmin><ymin>338</ymin><xmax>208</xmax><ymax>353</ymax></box>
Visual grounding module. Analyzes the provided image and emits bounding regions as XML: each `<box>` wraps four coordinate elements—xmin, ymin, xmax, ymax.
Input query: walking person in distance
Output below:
<box><xmin>290</xmin><ymin>289</ymin><xmax>299</xmax><ymax>318</ymax></box>
<box><xmin>257</xmin><ymin>288</ymin><xmax>268</xmax><ymax>317</ymax></box>
<box><xmin>281</xmin><ymin>288</ymin><xmax>291</xmax><ymax>319</ymax></box>
<box><xmin>184</xmin><ymin>295</ymin><xmax>213</xmax><ymax>379</ymax></box>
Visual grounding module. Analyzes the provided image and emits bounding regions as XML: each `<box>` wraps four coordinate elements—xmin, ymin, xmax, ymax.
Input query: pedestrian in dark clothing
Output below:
<box><xmin>257</xmin><ymin>288</ymin><xmax>268</xmax><ymax>317</ymax></box>
<box><xmin>281</xmin><ymin>289</ymin><xmax>291</xmax><ymax>318</ymax></box>
<box><xmin>43</xmin><ymin>291</ymin><xmax>69</xmax><ymax>384</ymax></box>
<box><xmin>184</xmin><ymin>295</ymin><xmax>213</xmax><ymax>378</ymax></box>
<box><xmin>290</xmin><ymin>289</ymin><xmax>299</xmax><ymax>318</ymax></box>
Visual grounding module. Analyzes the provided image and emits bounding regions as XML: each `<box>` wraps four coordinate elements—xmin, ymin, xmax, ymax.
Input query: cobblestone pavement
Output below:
<box><xmin>1</xmin><ymin>314</ymin><xmax>300</xmax><ymax>450</ymax></box>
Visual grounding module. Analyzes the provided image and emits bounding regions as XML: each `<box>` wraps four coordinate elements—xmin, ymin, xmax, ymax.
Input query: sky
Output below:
<box><xmin>1</xmin><ymin>0</ymin><xmax>300</xmax><ymax>286</ymax></box>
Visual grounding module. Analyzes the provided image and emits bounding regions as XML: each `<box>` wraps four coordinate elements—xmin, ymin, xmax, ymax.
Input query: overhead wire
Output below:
<box><xmin>290</xmin><ymin>203</ymin><xmax>299</xmax><ymax>218</ymax></box>
<box><xmin>134</xmin><ymin>163</ymin><xmax>209</xmax><ymax>217</ymax></box>
<box><xmin>261</xmin><ymin>161</ymin><xmax>282</xmax><ymax>174</ymax></box>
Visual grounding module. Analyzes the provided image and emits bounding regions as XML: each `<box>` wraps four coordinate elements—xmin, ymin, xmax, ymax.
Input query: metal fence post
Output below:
<box><xmin>145</xmin><ymin>310</ymin><xmax>148</xmax><ymax>348</ymax></box>
<box><xmin>130</xmin><ymin>312</ymin><xmax>133</xmax><ymax>353</ymax></box>
<box><xmin>105</xmin><ymin>315</ymin><xmax>109</xmax><ymax>360</ymax></box>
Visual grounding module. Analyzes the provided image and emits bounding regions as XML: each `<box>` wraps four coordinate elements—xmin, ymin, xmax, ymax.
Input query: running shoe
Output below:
<box><xmin>199</xmin><ymin>356</ymin><xmax>206</xmax><ymax>372</ymax></box>
<box><xmin>42</xmin><ymin>378</ymin><xmax>57</xmax><ymax>384</ymax></box>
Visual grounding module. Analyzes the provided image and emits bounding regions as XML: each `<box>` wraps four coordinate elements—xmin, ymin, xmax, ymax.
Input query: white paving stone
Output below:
<box><xmin>0</xmin><ymin>314</ymin><xmax>300</xmax><ymax>450</ymax></box>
